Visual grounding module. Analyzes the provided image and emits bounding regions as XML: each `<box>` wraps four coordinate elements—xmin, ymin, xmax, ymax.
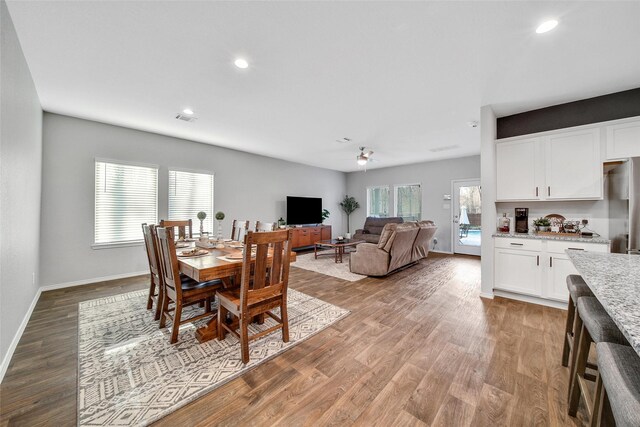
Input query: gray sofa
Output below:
<box><xmin>352</xmin><ymin>216</ymin><xmax>404</xmax><ymax>244</ymax></box>
<box><xmin>349</xmin><ymin>221</ymin><xmax>437</xmax><ymax>276</ymax></box>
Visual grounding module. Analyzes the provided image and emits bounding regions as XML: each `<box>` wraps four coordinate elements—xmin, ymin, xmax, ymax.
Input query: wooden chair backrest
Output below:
<box><xmin>239</xmin><ymin>230</ymin><xmax>293</xmax><ymax>311</ymax></box>
<box><xmin>142</xmin><ymin>223</ymin><xmax>161</xmax><ymax>282</ymax></box>
<box><xmin>160</xmin><ymin>219</ymin><xmax>193</xmax><ymax>239</ymax></box>
<box><xmin>255</xmin><ymin>221</ymin><xmax>277</xmax><ymax>232</ymax></box>
<box><xmin>231</xmin><ymin>219</ymin><xmax>250</xmax><ymax>241</ymax></box>
<box><xmin>155</xmin><ymin>227</ymin><xmax>182</xmax><ymax>302</ymax></box>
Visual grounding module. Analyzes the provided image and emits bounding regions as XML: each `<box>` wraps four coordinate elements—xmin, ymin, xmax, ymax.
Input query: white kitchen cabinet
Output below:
<box><xmin>494</xmin><ymin>248</ymin><xmax>541</xmax><ymax>296</ymax></box>
<box><xmin>496</xmin><ymin>128</ymin><xmax>602</xmax><ymax>201</ymax></box>
<box><xmin>496</xmin><ymin>138</ymin><xmax>542</xmax><ymax>201</ymax></box>
<box><xmin>545</xmin><ymin>129</ymin><xmax>602</xmax><ymax>199</ymax></box>
<box><xmin>494</xmin><ymin>237</ymin><xmax>609</xmax><ymax>304</ymax></box>
<box><xmin>606</xmin><ymin>120</ymin><xmax>640</xmax><ymax>159</ymax></box>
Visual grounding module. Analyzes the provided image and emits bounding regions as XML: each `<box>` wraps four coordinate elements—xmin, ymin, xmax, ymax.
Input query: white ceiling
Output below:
<box><xmin>6</xmin><ymin>1</ymin><xmax>640</xmax><ymax>172</ymax></box>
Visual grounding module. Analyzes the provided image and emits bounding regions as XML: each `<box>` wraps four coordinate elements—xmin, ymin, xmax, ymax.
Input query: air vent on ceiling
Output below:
<box><xmin>429</xmin><ymin>144</ymin><xmax>459</xmax><ymax>152</ymax></box>
<box><xmin>336</xmin><ymin>137</ymin><xmax>352</xmax><ymax>144</ymax></box>
<box><xmin>175</xmin><ymin>113</ymin><xmax>198</xmax><ymax>122</ymax></box>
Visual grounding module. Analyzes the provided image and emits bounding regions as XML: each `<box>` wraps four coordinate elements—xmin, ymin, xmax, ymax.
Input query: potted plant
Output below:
<box><xmin>197</xmin><ymin>211</ymin><xmax>207</xmax><ymax>236</ymax></box>
<box><xmin>215</xmin><ymin>211</ymin><xmax>225</xmax><ymax>239</ymax></box>
<box><xmin>533</xmin><ymin>217</ymin><xmax>551</xmax><ymax>232</ymax></box>
<box><xmin>339</xmin><ymin>195</ymin><xmax>360</xmax><ymax>238</ymax></box>
<box><xmin>278</xmin><ymin>217</ymin><xmax>286</xmax><ymax>228</ymax></box>
<box><xmin>321</xmin><ymin>209</ymin><xmax>330</xmax><ymax>223</ymax></box>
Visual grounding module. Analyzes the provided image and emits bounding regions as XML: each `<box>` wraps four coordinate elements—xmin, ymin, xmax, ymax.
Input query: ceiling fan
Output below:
<box><xmin>356</xmin><ymin>147</ymin><xmax>374</xmax><ymax>166</ymax></box>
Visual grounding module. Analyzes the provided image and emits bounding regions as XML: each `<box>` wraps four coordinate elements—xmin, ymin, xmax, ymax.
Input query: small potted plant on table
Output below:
<box><xmin>533</xmin><ymin>217</ymin><xmax>551</xmax><ymax>232</ymax></box>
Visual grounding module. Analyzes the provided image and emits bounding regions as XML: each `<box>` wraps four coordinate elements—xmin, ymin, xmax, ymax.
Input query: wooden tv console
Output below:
<box><xmin>289</xmin><ymin>225</ymin><xmax>331</xmax><ymax>250</ymax></box>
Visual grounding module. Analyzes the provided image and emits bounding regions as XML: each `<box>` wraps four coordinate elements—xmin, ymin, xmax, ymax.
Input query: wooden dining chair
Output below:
<box><xmin>160</xmin><ymin>219</ymin><xmax>193</xmax><ymax>239</ymax></box>
<box><xmin>255</xmin><ymin>221</ymin><xmax>277</xmax><ymax>232</ymax></box>
<box><xmin>154</xmin><ymin>226</ymin><xmax>223</xmax><ymax>343</ymax></box>
<box><xmin>142</xmin><ymin>223</ymin><xmax>164</xmax><ymax>321</ymax></box>
<box><xmin>231</xmin><ymin>219</ymin><xmax>250</xmax><ymax>241</ymax></box>
<box><xmin>217</xmin><ymin>229</ymin><xmax>293</xmax><ymax>363</ymax></box>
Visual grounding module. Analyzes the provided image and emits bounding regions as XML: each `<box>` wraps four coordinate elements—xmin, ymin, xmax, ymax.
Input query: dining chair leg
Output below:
<box><xmin>562</xmin><ymin>297</ymin><xmax>576</xmax><ymax>367</ymax></box>
<box><xmin>147</xmin><ymin>279</ymin><xmax>155</xmax><ymax>310</ymax></box>
<box><xmin>217</xmin><ymin>305</ymin><xmax>227</xmax><ymax>340</ymax></box>
<box><xmin>281</xmin><ymin>297</ymin><xmax>290</xmax><ymax>343</ymax></box>
<box><xmin>159</xmin><ymin>292</ymin><xmax>169</xmax><ymax>329</ymax></box>
<box><xmin>569</xmin><ymin>324</ymin><xmax>592</xmax><ymax>416</ymax></box>
<box><xmin>170</xmin><ymin>304</ymin><xmax>182</xmax><ymax>344</ymax></box>
<box><xmin>240</xmin><ymin>316</ymin><xmax>250</xmax><ymax>364</ymax></box>
<box><xmin>153</xmin><ymin>280</ymin><xmax>163</xmax><ymax>321</ymax></box>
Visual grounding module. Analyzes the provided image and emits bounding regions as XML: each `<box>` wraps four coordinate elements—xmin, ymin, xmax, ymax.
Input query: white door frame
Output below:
<box><xmin>451</xmin><ymin>178</ymin><xmax>481</xmax><ymax>256</ymax></box>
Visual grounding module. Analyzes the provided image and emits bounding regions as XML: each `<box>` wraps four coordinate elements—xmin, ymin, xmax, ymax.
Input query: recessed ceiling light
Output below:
<box><xmin>234</xmin><ymin>58</ymin><xmax>249</xmax><ymax>69</ymax></box>
<box><xmin>182</xmin><ymin>108</ymin><xmax>194</xmax><ymax>115</ymax></box>
<box><xmin>536</xmin><ymin>19</ymin><xmax>558</xmax><ymax>34</ymax></box>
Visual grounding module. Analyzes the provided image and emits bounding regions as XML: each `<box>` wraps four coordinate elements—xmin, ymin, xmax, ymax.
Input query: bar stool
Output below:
<box><xmin>592</xmin><ymin>343</ymin><xmax>640</xmax><ymax>427</ymax></box>
<box><xmin>562</xmin><ymin>275</ymin><xmax>594</xmax><ymax>367</ymax></box>
<box><xmin>568</xmin><ymin>297</ymin><xmax>629</xmax><ymax>418</ymax></box>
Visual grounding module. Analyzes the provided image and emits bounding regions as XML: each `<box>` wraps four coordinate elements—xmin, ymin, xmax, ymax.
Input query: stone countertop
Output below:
<box><xmin>492</xmin><ymin>232</ymin><xmax>610</xmax><ymax>244</ymax></box>
<box><xmin>567</xmin><ymin>251</ymin><xmax>640</xmax><ymax>357</ymax></box>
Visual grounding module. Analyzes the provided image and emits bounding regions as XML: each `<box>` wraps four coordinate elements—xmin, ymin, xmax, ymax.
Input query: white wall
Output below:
<box><xmin>345</xmin><ymin>155</ymin><xmax>481</xmax><ymax>253</ymax></box>
<box><xmin>0</xmin><ymin>0</ymin><xmax>43</xmax><ymax>377</ymax></box>
<box><xmin>40</xmin><ymin>113</ymin><xmax>346</xmax><ymax>287</ymax></box>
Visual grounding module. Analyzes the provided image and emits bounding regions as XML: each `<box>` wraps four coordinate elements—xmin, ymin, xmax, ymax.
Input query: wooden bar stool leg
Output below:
<box><xmin>569</xmin><ymin>324</ymin><xmax>592</xmax><ymax>416</ymax></box>
<box><xmin>590</xmin><ymin>372</ymin><xmax>603</xmax><ymax>427</ymax></box>
<box><xmin>567</xmin><ymin>308</ymin><xmax>584</xmax><ymax>401</ymax></box>
<box><xmin>562</xmin><ymin>297</ymin><xmax>576</xmax><ymax>367</ymax></box>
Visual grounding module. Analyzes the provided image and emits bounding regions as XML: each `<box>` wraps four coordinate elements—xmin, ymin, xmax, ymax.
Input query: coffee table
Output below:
<box><xmin>314</xmin><ymin>238</ymin><xmax>365</xmax><ymax>263</ymax></box>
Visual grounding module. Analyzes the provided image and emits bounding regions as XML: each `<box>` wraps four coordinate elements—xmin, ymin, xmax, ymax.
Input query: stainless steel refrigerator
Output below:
<box><xmin>607</xmin><ymin>157</ymin><xmax>640</xmax><ymax>254</ymax></box>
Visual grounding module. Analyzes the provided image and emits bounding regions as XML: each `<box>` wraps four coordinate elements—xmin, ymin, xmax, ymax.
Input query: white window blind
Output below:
<box><xmin>95</xmin><ymin>161</ymin><xmax>158</xmax><ymax>245</ymax></box>
<box><xmin>168</xmin><ymin>170</ymin><xmax>214</xmax><ymax>235</ymax></box>
<box><xmin>367</xmin><ymin>186</ymin><xmax>390</xmax><ymax>217</ymax></box>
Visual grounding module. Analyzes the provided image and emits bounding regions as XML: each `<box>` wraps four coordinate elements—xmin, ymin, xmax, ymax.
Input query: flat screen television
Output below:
<box><xmin>287</xmin><ymin>196</ymin><xmax>322</xmax><ymax>225</ymax></box>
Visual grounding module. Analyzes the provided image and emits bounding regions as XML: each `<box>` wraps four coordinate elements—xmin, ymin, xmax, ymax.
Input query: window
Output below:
<box><xmin>168</xmin><ymin>169</ymin><xmax>214</xmax><ymax>235</ymax></box>
<box><xmin>394</xmin><ymin>184</ymin><xmax>421</xmax><ymax>221</ymax></box>
<box><xmin>367</xmin><ymin>186</ymin><xmax>390</xmax><ymax>217</ymax></box>
<box><xmin>94</xmin><ymin>160</ymin><xmax>158</xmax><ymax>245</ymax></box>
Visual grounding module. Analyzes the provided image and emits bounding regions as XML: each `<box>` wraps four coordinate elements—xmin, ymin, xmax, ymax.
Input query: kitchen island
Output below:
<box><xmin>567</xmin><ymin>251</ymin><xmax>640</xmax><ymax>356</ymax></box>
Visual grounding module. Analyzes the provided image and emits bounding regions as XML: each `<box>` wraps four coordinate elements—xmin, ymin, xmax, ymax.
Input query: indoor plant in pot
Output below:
<box><xmin>533</xmin><ymin>217</ymin><xmax>551</xmax><ymax>232</ymax></box>
<box><xmin>339</xmin><ymin>195</ymin><xmax>359</xmax><ymax>238</ymax></box>
<box><xmin>197</xmin><ymin>211</ymin><xmax>207</xmax><ymax>236</ymax></box>
<box><xmin>215</xmin><ymin>211</ymin><xmax>225</xmax><ymax>240</ymax></box>
<box><xmin>321</xmin><ymin>209</ymin><xmax>330</xmax><ymax>223</ymax></box>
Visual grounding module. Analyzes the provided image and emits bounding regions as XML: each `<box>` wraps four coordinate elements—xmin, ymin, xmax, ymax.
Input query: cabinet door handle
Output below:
<box><xmin>510</xmin><ymin>243</ymin><xmax>524</xmax><ymax>246</ymax></box>
<box><xmin>550</xmin><ymin>257</ymin><xmax>553</xmax><ymax>267</ymax></box>
<box><xmin>535</xmin><ymin>187</ymin><xmax>539</xmax><ymax>197</ymax></box>
<box><xmin>568</xmin><ymin>247</ymin><xmax>585</xmax><ymax>251</ymax></box>
<box><xmin>548</xmin><ymin>186</ymin><xmax>551</xmax><ymax>196</ymax></box>
<box><xmin>537</xmin><ymin>255</ymin><xmax>539</xmax><ymax>266</ymax></box>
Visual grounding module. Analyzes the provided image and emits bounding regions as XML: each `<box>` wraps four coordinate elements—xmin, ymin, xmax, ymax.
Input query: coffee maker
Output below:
<box><xmin>515</xmin><ymin>208</ymin><xmax>529</xmax><ymax>234</ymax></box>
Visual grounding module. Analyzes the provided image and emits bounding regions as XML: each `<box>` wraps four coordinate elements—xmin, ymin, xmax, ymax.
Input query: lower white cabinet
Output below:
<box><xmin>494</xmin><ymin>237</ymin><xmax>609</xmax><ymax>303</ymax></box>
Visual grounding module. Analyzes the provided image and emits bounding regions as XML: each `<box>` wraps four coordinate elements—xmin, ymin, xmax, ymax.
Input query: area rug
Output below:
<box><xmin>291</xmin><ymin>252</ymin><xmax>366</xmax><ymax>282</ymax></box>
<box><xmin>78</xmin><ymin>289</ymin><xmax>349</xmax><ymax>426</ymax></box>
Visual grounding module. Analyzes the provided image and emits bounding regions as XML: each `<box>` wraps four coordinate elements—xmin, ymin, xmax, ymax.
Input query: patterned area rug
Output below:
<box><xmin>78</xmin><ymin>289</ymin><xmax>349</xmax><ymax>426</ymax></box>
<box><xmin>292</xmin><ymin>252</ymin><xmax>367</xmax><ymax>282</ymax></box>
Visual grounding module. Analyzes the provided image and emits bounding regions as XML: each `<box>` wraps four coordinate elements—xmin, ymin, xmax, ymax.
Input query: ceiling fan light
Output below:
<box><xmin>357</xmin><ymin>157</ymin><xmax>368</xmax><ymax>166</ymax></box>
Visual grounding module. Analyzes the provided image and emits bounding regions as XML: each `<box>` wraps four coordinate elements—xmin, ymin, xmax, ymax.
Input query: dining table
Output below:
<box><xmin>176</xmin><ymin>240</ymin><xmax>296</xmax><ymax>343</ymax></box>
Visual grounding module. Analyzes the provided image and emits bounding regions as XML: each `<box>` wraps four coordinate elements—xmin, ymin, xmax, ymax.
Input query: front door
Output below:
<box><xmin>453</xmin><ymin>179</ymin><xmax>481</xmax><ymax>256</ymax></box>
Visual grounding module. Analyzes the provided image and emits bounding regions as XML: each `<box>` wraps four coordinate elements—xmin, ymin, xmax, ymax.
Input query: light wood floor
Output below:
<box><xmin>1</xmin><ymin>253</ymin><xmax>589</xmax><ymax>426</ymax></box>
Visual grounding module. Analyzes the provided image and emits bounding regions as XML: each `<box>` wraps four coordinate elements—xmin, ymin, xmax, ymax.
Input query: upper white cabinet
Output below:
<box><xmin>496</xmin><ymin>128</ymin><xmax>602</xmax><ymax>201</ymax></box>
<box><xmin>545</xmin><ymin>129</ymin><xmax>602</xmax><ymax>199</ymax></box>
<box><xmin>606</xmin><ymin>120</ymin><xmax>640</xmax><ymax>159</ymax></box>
<box><xmin>496</xmin><ymin>138</ymin><xmax>542</xmax><ymax>200</ymax></box>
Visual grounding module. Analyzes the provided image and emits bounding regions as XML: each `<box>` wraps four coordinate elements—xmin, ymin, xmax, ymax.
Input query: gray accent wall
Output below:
<box><xmin>40</xmin><ymin>113</ymin><xmax>346</xmax><ymax>287</ymax></box>
<box><xmin>345</xmin><ymin>155</ymin><xmax>481</xmax><ymax>253</ymax></box>
<box><xmin>1</xmin><ymin>0</ymin><xmax>43</xmax><ymax>371</ymax></box>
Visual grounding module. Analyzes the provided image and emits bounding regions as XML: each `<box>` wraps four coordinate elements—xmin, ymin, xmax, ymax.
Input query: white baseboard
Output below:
<box><xmin>1</xmin><ymin>270</ymin><xmax>148</xmax><ymax>384</ymax></box>
<box><xmin>479</xmin><ymin>292</ymin><xmax>494</xmax><ymax>300</ymax></box>
<box><xmin>40</xmin><ymin>270</ymin><xmax>148</xmax><ymax>292</ymax></box>
<box><xmin>431</xmin><ymin>249</ymin><xmax>454</xmax><ymax>254</ymax></box>
<box><xmin>0</xmin><ymin>287</ymin><xmax>42</xmax><ymax>384</ymax></box>
<box><xmin>493</xmin><ymin>289</ymin><xmax>568</xmax><ymax>310</ymax></box>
